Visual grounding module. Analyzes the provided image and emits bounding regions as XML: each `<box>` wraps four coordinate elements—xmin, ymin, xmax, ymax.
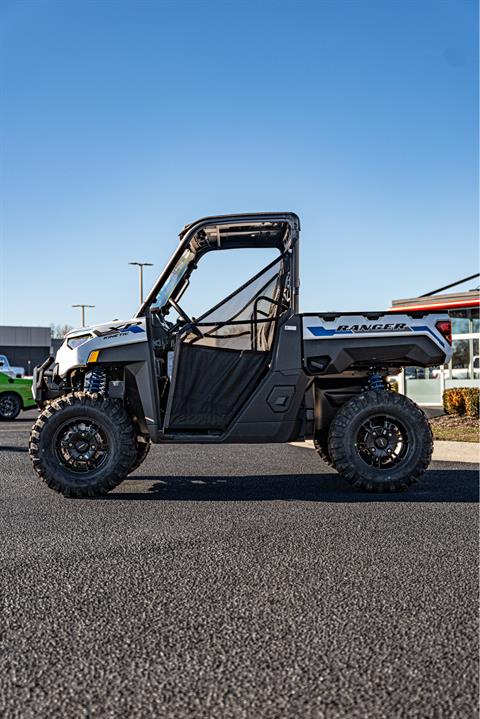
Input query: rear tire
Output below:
<box><xmin>314</xmin><ymin>429</ymin><xmax>333</xmax><ymax>466</ymax></box>
<box><xmin>29</xmin><ymin>393</ymin><xmax>136</xmax><ymax>497</ymax></box>
<box><xmin>328</xmin><ymin>390</ymin><xmax>432</xmax><ymax>492</ymax></box>
<box><xmin>0</xmin><ymin>392</ymin><xmax>22</xmax><ymax>420</ymax></box>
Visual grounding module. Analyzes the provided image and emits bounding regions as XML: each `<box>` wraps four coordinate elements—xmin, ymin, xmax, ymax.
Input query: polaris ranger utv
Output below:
<box><xmin>30</xmin><ymin>212</ymin><xmax>452</xmax><ymax>497</ymax></box>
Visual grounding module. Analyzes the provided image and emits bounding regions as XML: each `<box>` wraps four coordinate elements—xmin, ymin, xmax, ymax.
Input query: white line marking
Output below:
<box><xmin>0</xmin><ymin>428</ymin><xmax>31</xmax><ymax>432</ymax></box>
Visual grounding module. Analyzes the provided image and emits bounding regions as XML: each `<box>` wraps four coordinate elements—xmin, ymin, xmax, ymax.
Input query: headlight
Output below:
<box><xmin>67</xmin><ymin>334</ymin><xmax>91</xmax><ymax>349</ymax></box>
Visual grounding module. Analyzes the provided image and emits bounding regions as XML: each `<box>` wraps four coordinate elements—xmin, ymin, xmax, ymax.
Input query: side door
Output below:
<box><xmin>164</xmin><ymin>256</ymin><xmax>289</xmax><ymax>433</ymax></box>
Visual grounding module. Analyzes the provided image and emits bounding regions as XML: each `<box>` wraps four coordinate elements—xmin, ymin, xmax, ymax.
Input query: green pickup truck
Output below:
<box><xmin>0</xmin><ymin>372</ymin><xmax>36</xmax><ymax>420</ymax></box>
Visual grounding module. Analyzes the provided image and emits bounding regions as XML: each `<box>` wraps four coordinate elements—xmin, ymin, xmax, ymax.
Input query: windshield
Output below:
<box><xmin>151</xmin><ymin>249</ymin><xmax>195</xmax><ymax>312</ymax></box>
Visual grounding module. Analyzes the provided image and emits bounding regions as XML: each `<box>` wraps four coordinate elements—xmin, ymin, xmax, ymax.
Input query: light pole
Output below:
<box><xmin>129</xmin><ymin>262</ymin><xmax>153</xmax><ymax>304</ymax></box>
<box><xmin>72</xmin><ymin>304</ymin><xmax>95</xmax><ymax>327</ymax></box>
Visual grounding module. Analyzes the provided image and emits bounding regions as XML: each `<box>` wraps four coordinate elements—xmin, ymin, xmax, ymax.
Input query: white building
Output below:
<box><xmin>391</xmin><ymin>285</ymin><xmax>479</xmax><ymax>406</ymax></box>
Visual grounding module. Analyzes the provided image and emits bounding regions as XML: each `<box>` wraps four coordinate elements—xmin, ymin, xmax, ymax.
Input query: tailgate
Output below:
<box><xmin>301</xmin><ymin>312</ymin><xmax>452</xmax><ymax>375</ymax></box>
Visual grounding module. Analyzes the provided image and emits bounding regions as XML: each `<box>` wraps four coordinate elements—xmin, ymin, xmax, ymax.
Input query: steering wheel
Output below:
<box><xmin>169</xmin><ymin>299</ymin><xmax>203</xmax><ymax>338</ymax></box>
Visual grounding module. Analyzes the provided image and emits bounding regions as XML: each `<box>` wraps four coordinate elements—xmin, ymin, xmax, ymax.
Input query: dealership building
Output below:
<box><xmin>0</xmin><ymin>325</ymin><xmax>55</xmax><ymax>376</ymax></box>
<box><xmin>392</xmin><ymin>280</ymin><xmax>480</xmax><ymax>406</ymax></box>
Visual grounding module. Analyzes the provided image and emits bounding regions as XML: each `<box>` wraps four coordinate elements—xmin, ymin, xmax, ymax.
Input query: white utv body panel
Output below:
<box><xmin>56</xmin><ymin>319</ymin><xmax>148</xmax><ymax>375</ymax></box>
<box><xmin>302</xmin><ymin>313</ymin><xmax>451</xmax><ymax>357</ymax></box>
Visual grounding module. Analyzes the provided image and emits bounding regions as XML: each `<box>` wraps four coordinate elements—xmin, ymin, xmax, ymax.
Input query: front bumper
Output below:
<box><xmin>32</xmin><ymin>356</ymin><xmax>62</xmax><ymax>405</ymax></box>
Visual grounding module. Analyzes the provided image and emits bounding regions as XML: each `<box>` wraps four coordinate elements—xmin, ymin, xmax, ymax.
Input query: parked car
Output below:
<box><xmin>0</xmin><ymin>354</ymin><xmax>24</xmax><ymax>378</ymax></box>
<box><xmin>0</xmin><ymin>372</ymin><xmax>36</xmax><ymax>420</ymax></box>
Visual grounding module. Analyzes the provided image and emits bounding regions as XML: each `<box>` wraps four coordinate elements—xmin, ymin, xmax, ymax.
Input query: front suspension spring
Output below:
<box><xmin>85</xmin><ymin>368</ymin><xmax>107</xmax><ymax>394</ymax></box>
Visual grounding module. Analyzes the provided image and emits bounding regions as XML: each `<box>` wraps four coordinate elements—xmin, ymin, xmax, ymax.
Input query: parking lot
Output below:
<box><xmin>1</xmin><ymin>410</ymin><xmax>478</xmax><ymax>718</ymax></box>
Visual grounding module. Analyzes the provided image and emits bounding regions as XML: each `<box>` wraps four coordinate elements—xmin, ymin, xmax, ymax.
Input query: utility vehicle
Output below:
<box><xmin>0</xmin><ymin>372</ymin><xmax>35</xmax><ymax>419</ymax></box>
<box><xmin>30</xmin><ymin>212</ymin><xmax>452</xmax><ymax>496</ymax></box>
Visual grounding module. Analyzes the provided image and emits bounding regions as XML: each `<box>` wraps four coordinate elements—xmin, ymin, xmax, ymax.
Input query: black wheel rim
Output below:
<box><xmin>54</xmin><ymin>419</ymin><xmax>110</xmax><ymax>473</ymax></box>
<box><xmin>355</xmin><ymin>414</ymin><xmax>409</xmax><ymax>469</ymax></box>
<box><xmin>0</xmin><ymin>395</ymin><xmax>19</xmax><ymax>418</ymax></box>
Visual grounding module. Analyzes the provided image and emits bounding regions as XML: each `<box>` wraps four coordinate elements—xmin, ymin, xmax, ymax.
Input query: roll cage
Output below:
<box><xmin>136</xmin><ymin>212</ymin><xmax>301</xmax><ymax>319</ymax></box>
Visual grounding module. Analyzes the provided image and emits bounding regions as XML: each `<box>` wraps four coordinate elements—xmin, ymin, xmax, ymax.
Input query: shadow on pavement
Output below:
<box><xmin>108</xmin><ymin>468</ymin><xmax>479</xmax><ymax>503</ymax></box>
<box><xmin>9</xmin><ymin>417</ymin><xmax>37</xmax><ymax>424</ymax></box>
<box><xmin>0</xmin><ymin>445</ymin><xmax>27</xmax><ymax>453</ymax></box>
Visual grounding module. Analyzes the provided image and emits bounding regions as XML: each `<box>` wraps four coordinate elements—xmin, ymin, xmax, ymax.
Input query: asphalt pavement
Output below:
<box><xmin>1</xmin><ymin>411</ymin><xmax>478</xmax><ymax>718</ymax></box>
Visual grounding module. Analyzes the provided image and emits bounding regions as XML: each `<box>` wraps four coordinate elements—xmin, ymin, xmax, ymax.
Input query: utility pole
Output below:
<box><xmin>72</xmin><ymin>304</ymin><xmax>95</xmax><ymax>327</ymax></box>
<box><xmin>129</xmin><ymin>262</ymin><xmax>153</xmax><ymax>304</ymax></box>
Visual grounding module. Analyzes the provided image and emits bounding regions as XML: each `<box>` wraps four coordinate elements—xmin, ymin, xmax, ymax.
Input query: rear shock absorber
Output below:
<box><xmin>84</xmin><ymin>367</ymin><xmax>107</xmax><ymax>394</ymax></box>
<box><xmin>367</xmin><ymin>372</ymin><xmax>385</xmax><ymax>392</ymax></box>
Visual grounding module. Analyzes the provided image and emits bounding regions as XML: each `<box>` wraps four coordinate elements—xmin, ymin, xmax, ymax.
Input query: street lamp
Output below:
<box><xmin>129</xmin><ymin>262</ymin><xmax>153</xmax><ymax>304</ymax></box>
<box><xmin>72</xmin><ymin>304</ymin><xmax>95</xmax><ymax>327</ymax></box>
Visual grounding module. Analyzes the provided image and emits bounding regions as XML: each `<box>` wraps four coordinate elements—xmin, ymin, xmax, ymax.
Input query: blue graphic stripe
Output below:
<box><xmin>412</xmin><ymin>325</ymin><xmax>446</xmax><ymax>347</ymax></box>
<box><xmin>307</xmin><ymin>324</ymin><xmax>445</xmax><ymax>348</ymax></box>
<box><xmin>126</xmin><ymin>325</ymin><xmax>145</xmax><ymax>333</ymax></box>
<box><xmin>307</xmin><ymin>327</ymin><xmax>352</xmax><ymax>337</ymax></box>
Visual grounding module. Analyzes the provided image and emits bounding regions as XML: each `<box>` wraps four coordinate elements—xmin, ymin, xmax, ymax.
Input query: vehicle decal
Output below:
<box><xmin>306</xmin><ymin>322</ymin><xmax>447</xmax><ymax>349</ymax></box>
<box><xmin>93</xmin><ymin>322</ymin><xmax>145</xmax><ymax>339</ymax></box>
<box><xmin>412</xmin><ymin>325</ymin><xmax>447</xmax><ymax>348</ymax></box>
<box><xmin>307</xmin><ymin>327</ymin><xmax>352</xmax><ymax>337</ymax></box>
<box><xmin>307</xmin><ymin>322</ymin><xmax>411</xmax><ymax>337</ymax></box>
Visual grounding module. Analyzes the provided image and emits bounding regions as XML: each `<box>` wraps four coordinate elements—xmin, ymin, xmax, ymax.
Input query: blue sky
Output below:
<box><xmin>1</xmin><ymin>0</ymin><xmax>478</xmax><ymax>329</ymax></box>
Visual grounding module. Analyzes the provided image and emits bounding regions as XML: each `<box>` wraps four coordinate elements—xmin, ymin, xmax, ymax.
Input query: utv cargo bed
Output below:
<box><xmin>302</xmin><ymin>311</ymin><xmax>450</xmax><ymax>375</ymax></box>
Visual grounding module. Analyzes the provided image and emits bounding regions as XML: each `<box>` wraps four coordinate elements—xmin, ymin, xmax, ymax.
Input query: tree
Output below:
<box><xmin>50</xmin><ymin>323</ymin><xmax>74</xmax><ymax>338</ymax></box>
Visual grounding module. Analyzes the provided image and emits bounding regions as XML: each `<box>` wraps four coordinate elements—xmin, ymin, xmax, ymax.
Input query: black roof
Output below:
<box><xmin>179</xmin><ymin>212</ymin><xmax>300</xmax><ymax>238</ymax></box>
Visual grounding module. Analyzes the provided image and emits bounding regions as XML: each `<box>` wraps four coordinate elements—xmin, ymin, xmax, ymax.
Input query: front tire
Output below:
<box><xmin>29</xmin><ymin>393</ymin><xmax>137</xmax><ymax>497</ymax></box>
<box><xmin>0</xmin><ymin>392</ymin><xmax>22</xmax><ymax>420</ymax></box>
<box><xmin>128</xmin><ymin>437</ymin><xmax>151</xmax><ymax>474</ymax></box>
<box><xmin>328</xmin><ymin>390</ymin><xmax>432</xmax><ymax>492</ymax></box>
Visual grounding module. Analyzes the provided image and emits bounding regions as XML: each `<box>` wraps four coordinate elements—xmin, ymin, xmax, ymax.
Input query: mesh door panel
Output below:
<box><xmin>168</xmin><ymin>344</ymin><xmax>268</xmax><ymax>430</ymax></box>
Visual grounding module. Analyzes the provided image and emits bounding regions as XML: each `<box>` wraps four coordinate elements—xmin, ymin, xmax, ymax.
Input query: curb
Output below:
<box><xmin>432</xmin><ymin>440</ymin><xmax>479</xmax><ymax>464</ymax></box>
<box><xmin>290</xmin><ymin>440</ymin><xmax>479</xmax><ymax>464</ymax></box>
